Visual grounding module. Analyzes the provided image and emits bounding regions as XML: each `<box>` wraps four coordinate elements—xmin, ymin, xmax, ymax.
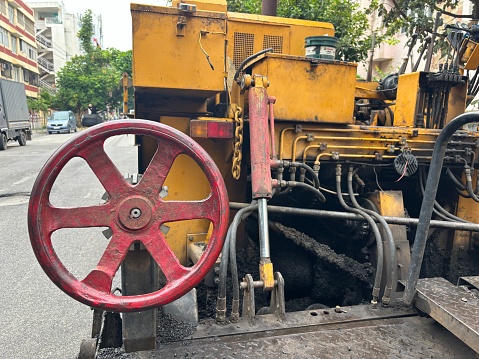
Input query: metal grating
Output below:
<box><xmin>263</xmin><ymin>35</ymin><xmax>283</xmax><ymax>54</ymax></box>
<box><xmin>233</xmin><ymin>32</ymin><xmax>255</xmax><ymax>70</ymax></box>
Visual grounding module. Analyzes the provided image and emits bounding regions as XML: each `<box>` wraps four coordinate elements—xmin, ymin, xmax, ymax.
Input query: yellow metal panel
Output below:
<box><xmin>446</xmin><ymin>83</ymin><xmax>467</xmax><ymax>124</ymax></box>
<box><xmin>227</xmin><ymin>12</ymin><xmax>334</xmax><ymax>59</ymax></box>
<box><xmin>251</xmin><ymin>54</ymin><xmax>356</xmax><ymax>123</ymax></box>
<box><xmin>131</xmin><ymin>4</ymin><xmax>226</xmax><ymax>99</ymax></box>
<box><xmin>395</xmin><ymin>72</ymin><xmax>421</xmax><ymax>127</ymax></box>
<box><xmin>355</xmin><ymin>81</ymin><xmax>387</xmax><ymax>100</ymax></box>
<box><xmin>463</xmin><ymin>40</ymin><xmax>479</xmax><ymax>70</ymax></box>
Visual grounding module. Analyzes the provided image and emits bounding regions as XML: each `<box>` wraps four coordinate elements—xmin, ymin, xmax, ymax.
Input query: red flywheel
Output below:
<box><xmin>28</xmin><ymin>120</ymin><xmax>229</xmax><ymax>312</ymax></box>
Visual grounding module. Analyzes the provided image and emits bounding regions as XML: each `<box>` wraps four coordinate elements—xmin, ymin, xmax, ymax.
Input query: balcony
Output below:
<box><xmin>38</xmin><ymin>56</ymin><xmax>54</xmax><ymax>73</ymax></box>
<box><xmin>39</xmin><ymin>79</ymin><xmax>56</xmax><ymax>95</ymax></box>
<box><xmin>35</xmin><ymin>17</ymin><xmax>63</xmax><ymax>29</ymax></box>
<box><xmin>36</xmin><ymin>33</ymin><xmax>52</xmax><ymax>49</ymax></box>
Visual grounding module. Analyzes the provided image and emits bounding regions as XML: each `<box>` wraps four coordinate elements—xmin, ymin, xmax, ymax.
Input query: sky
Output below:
<box><xmin>61</xmin><ymin>0</ymin><xmax>168</xmax><ymax>51</ymax></box>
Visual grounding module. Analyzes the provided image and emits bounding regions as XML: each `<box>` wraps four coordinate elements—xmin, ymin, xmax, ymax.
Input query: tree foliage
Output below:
<box><xmin>371</xmin><ymin>0</ymin><xmax>479</xmax><ymax>51</ymax></box>
<box><xmin>28</xmin><ymin>89</ymin><xmax>53</xmax><ymax>113</ymax></box>
<box><xmin>53</xmin><ymin>10</ymin><xmax>132</xmax><ymax>115</ymax></box>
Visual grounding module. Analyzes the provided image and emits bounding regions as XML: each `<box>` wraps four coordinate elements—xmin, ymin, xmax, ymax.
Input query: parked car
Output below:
<box><xmin>47</xmin><ymin>111</ymin><xmax>77</xmax><ymax>134</ymax></box>
<box><xmin>81</xmin><ymin>113</ymin><xmax>104</xmax><ymax>127</ymax></box>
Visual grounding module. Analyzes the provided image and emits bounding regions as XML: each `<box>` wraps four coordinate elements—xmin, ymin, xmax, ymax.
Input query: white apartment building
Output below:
<box><xmin>25</xmin><ymin>0</ymin><xmax>80</xmax><ymax>93</ymax></box>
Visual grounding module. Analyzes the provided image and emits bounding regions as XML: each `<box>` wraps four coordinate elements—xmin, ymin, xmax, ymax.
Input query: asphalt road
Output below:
<box><xmin>0</xmin><ymin>130</ymin><xmax>137</xmax><ymax>359</ymax></box>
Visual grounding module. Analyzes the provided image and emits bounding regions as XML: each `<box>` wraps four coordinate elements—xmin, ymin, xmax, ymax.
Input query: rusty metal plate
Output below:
<box><xmin>415</xmin><ymin>277</ymin><xmax>479</xmax><ymax>353</ymax></box>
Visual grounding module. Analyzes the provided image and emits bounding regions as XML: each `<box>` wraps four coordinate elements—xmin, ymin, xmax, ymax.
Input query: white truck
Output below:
<box><xmin>0</xmin><ymin>78</ymin><xmax>32</xmax><ymax>150</ymax></box>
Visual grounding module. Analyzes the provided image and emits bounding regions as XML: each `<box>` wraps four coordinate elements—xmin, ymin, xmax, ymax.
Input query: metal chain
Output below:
<box><xmin>232</xmin><ymin>107</ymin><xmax>243</xmax><ymax>180</ymax></box>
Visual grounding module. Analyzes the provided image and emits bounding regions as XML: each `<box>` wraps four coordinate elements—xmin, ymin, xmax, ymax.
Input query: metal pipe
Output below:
<box><xmin>261</xmin><ymin>0</ymin><xmax>277</xmax><ymax>16</ymax></box>
<box><xmin>268</xmin><ymin>96</ymin><xmax>277</xmax><ymax>159</ymax></box>
<box><xmin>404</xmin><ymin>111</ymin><xmax>479</xmax><ymax>305</ymax></box>
<box><xmin>229</xmin><ymin>202</ymin><xmax>479</xmax><ymax>231</ymax></box>
<box><xmin>424</xmin><ymin>12</ymin><xmax>442</xmax><ymax>72</ymax></box>
<box><xmin>258</xmin><ymin>198</ymin><xmax>270</xmax><ymax>258</ymax></box>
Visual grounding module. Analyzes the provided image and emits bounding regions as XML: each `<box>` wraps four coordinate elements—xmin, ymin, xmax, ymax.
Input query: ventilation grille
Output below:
<box><xmin>263</xmin><ymin>35</ymin><xmax>283</xmax><ymax>54</ymax></box>
<box><xmin>233</xmin><ymin>32</ymin><xmax>255</xmax><ymax>69</ymax></box>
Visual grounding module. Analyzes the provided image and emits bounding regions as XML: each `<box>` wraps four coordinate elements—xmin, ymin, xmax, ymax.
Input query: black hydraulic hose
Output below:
<box><xmin>347</xmin><ymin>167</ymin><xmax>396</xmax><ymax>305</ymax></box>
<box><xmin>335</xmin><ymin>164</ymin><xmax>383</xmax><ymax>305</ymax></box>
<box><xmin>419</xmin><ymin>167</ymin><xmax>468</xmax><ymax>223</ymax></box>
<box><xmin>446</xmin><ymin>167</ymin><xmax>467</xmax><ymax>191</ymax></box>
<box><xmin>280</xmin><ymin>161</ymin><xmax>321</xmax><ymax>189</ymax></box>
<box><xmin>404</xmin><ymin>111</ymin><xmax>479</xmax><ymax>305</ymax></box>
<box><xmin>275</xmin><ymin>180</ymin><xmax>326</xmax><ymax>202</ymax></box>
<box><xmin>464</xmin><ymin>167</ymin><xmax>479</xmax><ymax>203</ymax></box>
<box><xmin>229</xmin><ymin>202</ymin><xmax>258</xmax><ymax>322</ymax></box>
<box><xmin>234</xmin><ymin>48</ymin><xmax>274</xmax><ymax>83</ymax></box>
<box><xmin>445</xmin><ymin>167</ymin><xmax>479</xmax><ymax>198</ymax></box>
<box><xmin>216</xmin><ymin>201</ymin><xmax>258</xmax><ymax>324</ymax></box>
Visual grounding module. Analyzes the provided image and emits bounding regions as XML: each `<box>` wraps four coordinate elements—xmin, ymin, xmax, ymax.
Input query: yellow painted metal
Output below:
<box><xmin>463</xmin><ymin>39</ymin><xmax>479</xmax><ymax>70</ymax></box>
<box><xmin>394</xmin><ymin>72</ymin><xmax>421</xmax><ymax>127</ymax></box>
<box><xmin>172</xmin><ymin>0</ymin><xmax>227</xmax><ymax>12</ymax></box>
<box><xmin>131</xmin><ymin>4</ymin><xmax>226</xmax><ymax>99</ymax></box>
<box><xmin>446</xmin><ymin>83</ymin><xmax>467</xmax><ymax>124</ymax></box>
<box><xmin>355</xmin><ymin>81</ymin><xmax>387</xmax><ymax>100</ymax></box>
<box><xmin>250</xmin><ymin>54</ymin><xmax>356</xmax><ymax>123</ymax></box>
<box><xmin>275</xmin><ymin>123</ymin><xmax>467</xmax><ymax>163</ymax></box>
<box><xmin>454</xmin><ymin>172</ymin><xmax>479</xmax><ymax>262</ymax></box>
<box><xmin>368</xmin><ymin>191</ymin><xmax>410</xmax><ymax>301</ymax></box>
<box><xmin>259</xmin><ymin>261</ymin><xmax>275</xmax><ymax>291</ymax></box>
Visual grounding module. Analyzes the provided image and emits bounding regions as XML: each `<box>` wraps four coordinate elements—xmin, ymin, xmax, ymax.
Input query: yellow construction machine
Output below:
<box><xmin>28</xmin><ymin>1</ymin><xmax>479</xmax><ymax>357</ymax></box>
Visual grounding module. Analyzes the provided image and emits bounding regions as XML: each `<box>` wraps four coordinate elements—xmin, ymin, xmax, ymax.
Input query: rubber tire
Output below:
<box><xmin>67</xmin><ymin>125</ymin><xmax>71</xmax><ymax>133</ymax></box>
<box><xmin>74</xmin><ymin>125</ymin><xmax>77</xmax><ymax>132</ymax></box>
<box><xmin>48</xmin><ymin>131</ymin><xmax>52</xmax><ymax>135</ymax></box>
<box><xmin>0</xmin><ymin>133</ymin><xmax>6</xmax><ymax>150</ymax></box>
<box><xmin>18</xmin><ymin>131</ymin><xmax>27</xmax><ymax>146</ymax></box>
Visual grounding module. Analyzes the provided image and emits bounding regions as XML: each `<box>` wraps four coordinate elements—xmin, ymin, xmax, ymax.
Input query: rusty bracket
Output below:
<box><xmin>176</xmin><ymin>16</ymin><xmax>187</xmax><ymax>37</ymax></box>
<box><xmin>241</xmin><ymin>272</ymin><xmax>285</xmax><ymax>325</ymax></box>
<box><xmin>242</xmin><ymin>274</ymin><xmax>256</xmax><ymax>326</ymax></box>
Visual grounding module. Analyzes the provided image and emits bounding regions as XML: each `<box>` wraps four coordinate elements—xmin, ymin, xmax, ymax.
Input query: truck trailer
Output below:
<box><xmin>0</xmin><ymin>78</ymin><xmax>32</xmax><ymax>150</ymax></box>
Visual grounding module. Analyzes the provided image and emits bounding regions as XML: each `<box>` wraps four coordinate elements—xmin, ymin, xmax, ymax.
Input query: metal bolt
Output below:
<box><xmin>188</xmin><ymin>235</ymin><xmax>194</xmax><ymax>241</ymax></box>
<box><xmin>130</xmin><ymin>208</ymin><xmax>141</xmax><ymax>219</ymax></box>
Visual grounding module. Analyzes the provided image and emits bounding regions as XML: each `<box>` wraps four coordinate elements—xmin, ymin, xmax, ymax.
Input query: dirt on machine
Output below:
<box><xmin>27</xmin><ymin>0</ymin><xmax>479</xmax><ymax>358</ymax></box>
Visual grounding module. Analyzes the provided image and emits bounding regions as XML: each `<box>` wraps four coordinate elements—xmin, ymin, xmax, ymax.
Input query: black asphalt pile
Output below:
<box><xmin>97</xmin><ymin>347</ymin><xmax>132</xmax><ymax>359</ymax></box>
<box><xmin>157</xmin><ymin>310</ymin><xmax>197</xmax><ymax>344</ymax></box>
<box><xmin>270</xmin><ymin>221</ymin><xmax>374</xmax><ymax>282</ymax></box>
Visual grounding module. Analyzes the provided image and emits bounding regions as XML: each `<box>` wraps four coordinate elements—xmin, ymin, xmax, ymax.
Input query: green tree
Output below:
<box><xmin>53</xmin><ymin>10</ymin><xmax>132</xmax><ymax>115</ymax></box>
<box><xmin>28</xmin><ymin>89</ymin><xmax>52</xmax><ymax>113</ymax></box>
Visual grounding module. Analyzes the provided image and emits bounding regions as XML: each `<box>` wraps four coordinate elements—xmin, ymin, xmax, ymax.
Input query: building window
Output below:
<box><xmin>17</xmin><ymin>12</ymin><xmax>25</xmax><ymax>28</ymax></box>
<box><xmin>0</xmin><ymin>60</ymin><xmax>12</xmax><ymax>78</ymax></box>
<box><xmin>8</xmin><ymin>5</ymin><xmax>14</xmax><ymax>24</ymax></box>
<box><xmin>25</xmin><ymin>18</ymin><xmax>34</xmax><ymax>36</ymax></box>
<box><xmin>13</xmin><ymin>66</ymin><xmax>20</xmax><ymax>81</ymax></box>
<box><xmin>19</xmin><ymin>39</ymin><xmax>36</xmax><ymax>60</ymax></box>
<box><xmin>0</xmin><ymin>1</ymin><xmax>6</xmax><ymax>16</ymax></box>
<box><xmin>22</xmin><ymin>68</ymin><xmax>29</xmax><ymax>82</ymax></box>
<box><xmin>11</xmin><ymin>35</ymin><xmax>16</xmax><ymax>53</ymax></box>
<box><xmin>0</xmin><ymin>26</ymin><xmax>8</xmax><ymax>46</ymax></box>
